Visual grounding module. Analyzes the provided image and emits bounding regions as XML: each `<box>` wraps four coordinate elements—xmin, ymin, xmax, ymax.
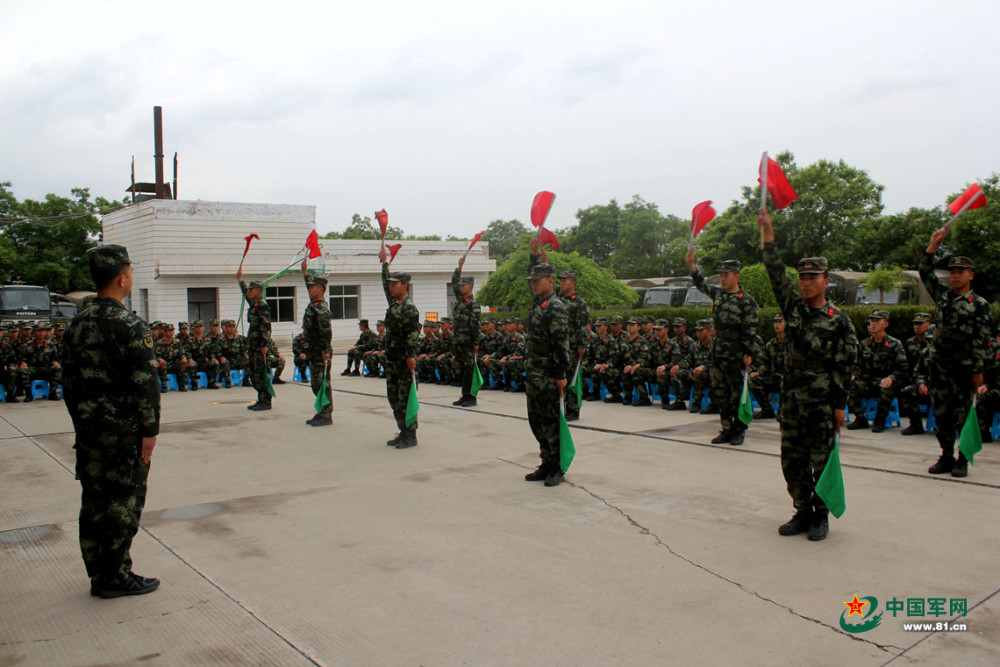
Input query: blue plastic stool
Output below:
<box><xmin>991</xmin><ymin>413</ymin><xmax>1000</xmax><ymax>441</ymax></box>
<box><xmin>230</xmin><ymin>370</ymin><xmax>243</xmax><ymax>385</ymax></box>
<box><xmin>196</xmin><ymin>372</ymin><xmax>208</xmax><ymax>388</ymax></box>
<box><xmin>31</xmin><ymin>380</ymin><xmax>50</xmax><ymax>399</ymax></box>
<box><xmin>165</xmin><ymin>374</ymin><xmax>180</xmax><ymax>391</ymax></box>
<box><xmin>293</xmin><ymin>366</ymin><xmax>310</xmax><ymax>382</ymax></box>
<box><xmin>0</xmin><ymin>384</ymin><xmax>6</xmax><ymax>403</ymax></box>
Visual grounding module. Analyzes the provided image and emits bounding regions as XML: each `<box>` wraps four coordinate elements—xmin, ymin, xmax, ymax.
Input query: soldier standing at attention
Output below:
<box><xmin>236</xmin><ymin>268</ymin><xmax>273</xmax><ymax>411</ymax></box>
<box><xmin>379</xmin><ymin>247</ymin><xmax>421</xmax><ymax>449</ymax></box>
<box><xmin>523</xmin><ymin>253</ymin><xmax>571</xmax><ymax>487</ymax></box>
<box><xmin>62</xmin><ymin>245</ymin><xmax>161</xmax><ymax>597</ymax></box>
<box><xmin>301</xmin><ymin>257</ymin><xmax>333</xmax><ymax>427</ymax></box>
<box><xmin>451</xmin><ymin>255</ymin><xmax>480</xmax><ymax>407</ymax></box>
<box><xmin>920</xmin><ymin>228</ymin><xmax>994</xmax><ymax>478</ymax></box>
<box><xmin>759</xmin><ymin>210</ymin><xmax>858</xmax><ymax>542</ymax></box>
<box><xmin>686</xmin><ymin>252</ymin><xmax>759</xmax><ymax>446</ymax></box>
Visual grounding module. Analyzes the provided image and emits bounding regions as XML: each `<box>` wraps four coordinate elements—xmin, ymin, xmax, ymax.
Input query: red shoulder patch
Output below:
<box><xmin>541</xmin><ymin>300</ymin><xmax>548</xmax><ymax>308</ymax></box>
<box><xmin>968</xmin><ymin>294</ymin><xmax>975</xmax><ymax>303</ymax></box>
<box><xmin>738</xmin><ymin>292</ymin><xmax>744</xmax><ymax>299</ymax></box>
<box><xmin>828</xmin><ymin>307</ymin><xmax>834</xmax><ymax>317</ymax></box>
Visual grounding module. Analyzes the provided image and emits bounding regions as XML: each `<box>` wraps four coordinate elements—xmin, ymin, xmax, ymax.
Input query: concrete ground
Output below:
<box><xmin>2</xmin><ymin>366</ymin><xmax>999</xmax><ymax>666</ymax></box>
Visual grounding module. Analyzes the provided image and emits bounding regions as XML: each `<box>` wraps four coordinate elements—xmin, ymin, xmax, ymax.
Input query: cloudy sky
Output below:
<box><xmin>2</xmin><ymin>1</ymin><xmax>998</xmax><ymax>237</ymax></box>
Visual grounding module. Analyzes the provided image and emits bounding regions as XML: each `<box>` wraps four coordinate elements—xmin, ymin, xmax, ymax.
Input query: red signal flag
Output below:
<box><xmin>691</xmin><ymin>201</ymin><xmax>715</xmax><ymax>238</ymax></box>
<box><xmin>375</xmin><ymin>209</ymin><xmax>389</xmax><ymax>238</ymax></box>
<box><xmin>242</xmin><ymin>233</ymin><xmax>260</xmax><ymax>259</ymax></box>
<box><xmin>949</xmin><ymin>184</ymin><xmax>987</xmax><ymax>215</ymax></box>
<box><xmin>468</xmin><ymin>231</ymin><xmax>484</xmax><ymax>251</ymax></box>
<box><xmin>387</xmin><ymin>243</ymin><xmax>402</xmax><ymax>262</ymax></box>
<box><xmin>538</xmin><ymin>227</ymin><xmax>560</xmax><ymax>250</ymax></box>
<box><xmin>758</xmin><ymin>157</ymin><xmax>798</xmax><ymax>209</ymax></box>
<box><xmin>305</xmin><ymin>230</ymin><xmax>322</xmax><ymax>259</ymax></box>
<box><xmin>531</xmin><ymin>191</ymin><xmax>556</xmax><ymax>228</ymax></box>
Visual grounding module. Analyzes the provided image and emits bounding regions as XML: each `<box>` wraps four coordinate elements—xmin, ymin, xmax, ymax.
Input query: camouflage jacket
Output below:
<box><xmin>240</xmin><ymin>280</ymin><xmax>272</xmax><ymax>348</ymax></box>
<box><xmin>765</xmin><ymin>241</ymin><xmax>858</xmax><ymax>407</ymax></box>
<box><xmin>584</xmin><ymin>333</ymin><xmax>618</xmax><ymax>367</ymax></box>
<box><xmin>903</xmin><ymin>333</ymin><xmax>933</xmax><ymax>373</ymax></box>
<box><xmin>692</xmin><ymin>269</ymin><xmax>759</xmax><ymax>360</ymax></box>
<box><xmin>292</xmin><ymin>334</ymin><xmax>307</xmax><ymax>362</ymax></box>
<box><xmin>187</xmin><ymin>336</ymin><xmax>213</xmax><ymax>365</ymax></box>
<box><xmin>436</xmin><ymin>330</ymin><xmax>454</xmax><ymax>356</ymax></box>
<box><xmin>855</xmin><ymin>335</ymin><xmax>908</xmax><ymax>384</ymax></box>
<box><xmin>417</xmin><ymin>335</ymin><xmax>438</xmax><ymax>357</ymax></box>
<box><xmin>649</xmin><ymin>336</ymin><xmax>674</xmax><ymax>368</ymax></box>
<box><xmin>451</xmin><ymin>268</ymin><xmax>481</xmax><ymax>349</ymax></box>
<box><xmin>526</xmin><ymin>292</ymin><xmax>570</xmax><ymax>381</ymax></box>
<box><xmin>381</xmin><ymin>263</ymin><xmax>420</xmax><ymax>360</ymax></box>
<box><xmin>21</xmin><ymin>340</ymin><xmax>58</xmax><ymax>367</ymax></box>
<box><xmin>681</xmin><ymin>338</ymin><xmax>714</xmax><ymax>373</ymax></box>
<box><xmin>562</xmin><ymin>293</ymin><xmax>590</xmax><ymax>353</ymax></box>
<box><xmin>919</xmin><ymin>252</ymin><xmax>993</xmax><ymax>373</ymax></box>
<box><xmin>503</xmin><ymin>332</ymin><xmax>526</xmax><ymax>359</ymax></box>
<box><xmin>219</xmin><ymin>335</ymin><xmax>245</xmax><ymax>363</ymax></box>
<box><xmin>302</xmin><ymin>279</ymin><xmax>333</xmax><ymax>358</ymax></box>
<box><xmin>668</xmin><ymin>334</ymin><xmax>696</xmax><ymax>369</ymax></box>
<box><xmin>61</xmin><ymin>297</ymin><xmax>160</xmax><ymax>437</ymax></box>
<box><xmin>354</xmin><ymin>329</ymin><xmax>379</xmax><ymax>353</ymax></box>
<box><xmin>758</xmin><ymin>336</ymin><xmax>787</xmax><ymax>379</ymax></box>
<box><xmin>619</xmin><ymin>334</ymin><xmax>652</xmax><ymax>368</ymax></box>
<box><xmin>155</xmin><ymin>338</ymin><xmax>186</xmax><ymax>365</ymax></box>
<box><xmin>479</xmin><ymin>331</ymin><xmax>503</xmax><ymax>357</ymax></box>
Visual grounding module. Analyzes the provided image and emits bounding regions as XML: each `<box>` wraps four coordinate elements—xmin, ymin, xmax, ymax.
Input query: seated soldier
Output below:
<box><xmin>674</xmin><ymin>319</ymin><xmax>714</xmax><ymax>413</ymax></box>
<box><xmin>620</xmin><ymin>317</ymin><xmax>654</xmax><ymax>406</ymax></box>
<box><xmin>750</xmin><ymin>313</ymin><xmax>786</xmax><ymax>420</ymax></box>
<box><xmin>847</xmin><ymin>310</ymin><xmax>908</xmax><ymax>433</ymax></box>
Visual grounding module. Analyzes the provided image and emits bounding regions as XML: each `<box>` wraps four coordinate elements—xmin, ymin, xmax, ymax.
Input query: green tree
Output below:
<box><xmin>562</xmin><ymin>200</ymin><xmax>622</xmax><ymax>266</ymax></box>
<box><xmin>322</xmin><ymin>213</ymin><xmax>403</xmax><ymax>240</ymax></box>
<box><xmin>857</xmin><ymin>266</ymin><xmax>907</xmax><ymax>305</ymax></box>
<box><xmin>483</xmin><ymin>218</ymin><xmax>532</xmax><ymax>263</ymax></box>
<box><xmin>476</xmin><ymin>249</ymin><xmax>638</xmax><ymax>310</ymax></box>
<box><xmin>0</xmin><ymin>183</ymin><xmax>118</xmax><ymax>292</ymax></box>
<box><xmin>736</xmin><ymin>263</ymin><xmax>799</xmax><ymax>307</ymax></box>
<box><xmin>849</xmin><ymin>206</ymin><xmax>945</xmax><ymax>270</ymax></box>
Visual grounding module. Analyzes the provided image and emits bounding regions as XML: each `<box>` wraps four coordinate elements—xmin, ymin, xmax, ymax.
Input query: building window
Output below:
<box><xmin>187</xmin><ymin>287</ymin><xmax>218</xmax><ymax>323</ymax></box>
<box><xmin>266</xmin><ymin>286</ymin><xmax>296</xmax><ymax>323</ymax></box>
<box><xmin>329</xmin><ymin>285</ymin><xmax>360</xmax><ymax>320</ymax></box>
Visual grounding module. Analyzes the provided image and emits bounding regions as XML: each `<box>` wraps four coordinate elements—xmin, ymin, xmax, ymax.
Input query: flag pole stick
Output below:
<box><xmin>942</xmin><ymin>189</ymin><xmax>985</xmax><ymax>232</ymax></box>
<box><xmin>759</xmin><ymin>152</ymin><xmax>769</xmax><ymax>212</ymax></box>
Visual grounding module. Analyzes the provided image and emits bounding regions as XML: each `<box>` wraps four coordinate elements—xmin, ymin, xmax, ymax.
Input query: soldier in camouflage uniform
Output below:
<box><xmin>663</xmin><ymin>318</ymin><xmax>697</xmax><ymax>410</ymax></box>
<box><xmin>975</xmin><ymin>328</ymin><xmax>1000</xmax><ymax>442</ymax></box>
<box><xmin>156</xmin><ymin>323</ymin><xmax>188</xmax><ymax>392</ymax></box>
<box><xmin>760</xmin><ymin>210</ymin><xmax>858</xmax><ymax>542</ymax></box>
<box><xmin>301</xmin><ymin>259</ymin><xmax>333</xmax><ymax>426</ymax></box>
<box><xmin>363</xmin><ymin>321</ymin><xmax>387</xmax><ymax>378</ymax></box>
<box><xmin>343</xmin><ymin>320</ymin><xmax>377</xmax><ymax>376</ymax></box>
<box><xmin>416</xmin><ymin>321</ymin><xmax>440</xmax><ymax>383</ymax></box>
<box><xmin>620</xmin><ymin>317</ymin><xmax>654</xmax><ymax>406</ymax></box>
<box><xmin>899</xmin><ymin>312</ymin><xmax>935</xmax><ymax>435</ymax></box>
<box><xmin>920</xmin><ymin>229</ymin><xmax>995</xmax><ymax>478</ymax></box>
<box><xmin>583</xmin><ymin>318</ymin><xmax>615</xmax><ymax>401</ymax></box>
<box><xmin>1</xmin><ymin>329</ymin><xmax>16</xmax><ymax>400</ymax></box>
<box><xmin>207</xmin><ymin>319</ymin><xmax>227</xmax><ymax>385</ymax></box>
<box><xmin>522</xmin><ymin>255</ymin><xmax>570</xmax><ymax>487</ymax></box>
<box><xmin>17</xmin><ymin>323</ymin><xmax>63</xmax><ymax>401</ymax></box>
<box><xmin>651</xmin><ymin>319</ymin><xmax>675</xmax><ymax>409</ymax></box>
<box><xmin>750</xmin><ymin>314</ymin><xmax>786</xmax><ymax>420</ymax></box>
<box><xmin>219</xmin><ymin>320</ymin><xmax>248</xmax><ymax>387</ymax></box>
<box><xmin>379</xmin><ymin>247</ymin><xmax>421</xmax><ymax>448</ymax></box>
<box><xmin>236</xmin><ymin>269</ymin><xmax>273</xmax><ymax>410</ymax></box>
<box><xmin>500</xmin><ymin>319</ymin><xmax>527</xmax><ymax>392</ymax></box>
<box><xmin>600</xmin><ymin>315</ymin><xmax>626</xmax><ymax>403</ymax></box>
<box><xmin>846</xmin><ymin>311</ymin><xmax>908</xmax><ymax>432</ymax></box>
<box><xmin>673</xmin><ymin>319</ymin><xmax>714</xmax><ymax>413</ymax></box>
<box><xmin>451</xmin><ymin>257</ymin><xmax>481</xmax><ymax>405</ymax></box>
<box><xmin>266</xmin><ymin>339</ymin><xmax>286</xmax><ymax>384</ymax></box>
<box><xmin>188</xmin><ymin>321</ymin><xmax>221</xmax><ymax>390</ymax></box>
<box><xmin>687</xmin><ymin>252</ymin><xmax>759</xmax><ymax>446</ymax></box>
<box><xmin>176</xmin><ymin>322</ymin><xmax>198</xmax><ymax>391</ymax></box>
<box><xmin>62</xmin><ymin>245</ymin><xmax>161</xmax><ymax>598</ymax></box>
<box><xmin>292</xmin><ymin>332</ymin><xmax>309</xmax><ymax>381</ymax></box>
<box><xmin>434</xmin><ymin>317</ymin><xmax>455</xmax><ymax>384</ymax></box>
<box><xmin>477</xmin><ymin>317</ymin><xmax>502</xmax><ymax>389</ymax></box>
<box><xmin>555</xmin><ymin>269</ymin><xmax>590</xmax><ymax>420</ymax></box>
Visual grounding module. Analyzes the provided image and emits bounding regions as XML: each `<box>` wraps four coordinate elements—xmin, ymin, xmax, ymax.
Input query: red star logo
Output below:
<box><xmin>844</xmin><ymin>595</ymin><xmax>867</xmax><ymax>617</ymax></box>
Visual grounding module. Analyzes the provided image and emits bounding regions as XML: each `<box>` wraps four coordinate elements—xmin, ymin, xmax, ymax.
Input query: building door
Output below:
<box><xmin>187</xmin><ymin>287</ymin><xmax>218</xmax><ymax>323</ymax></box>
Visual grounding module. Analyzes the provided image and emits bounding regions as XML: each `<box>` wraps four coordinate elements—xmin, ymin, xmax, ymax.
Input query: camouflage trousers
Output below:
<box><xmin>157</xmin><ymin>360</ymin><xmax>186</xmax><ymax>388</ymax></box>
<box><xmin>248</xmin><ymin>349</ymin><xmax>271</xmax><ymax>403</ymax></box>
<box><xmin>476</xmin><ymin>357</ymin><xmax>494</xmax><ymax>387</ymax></box>
<box><xmin>711</xmin><ymin>359</ymin><xmax>745</xmax><ymax>433</ymax></box>
<box><xmin>363</xmin><ymin>352</ymin><xmax>383</xmax><ymax>376</ymax></box>
<box><xmin>751</xmin><ymin>373</ymin><xmax>782</xmax><ymax>411</ymax></box>
<box><xmin>778</xmin><ymin>400</ymin><xmax>835</xmax><ymax>512</ymax></box>
<box><xmin>928</xmin><ymin>359</ymin><xmax>975</xmax><ymax>452</ymax></box>
<box><xmin>503</xmin><ymin>359</ymin><xmax>525</xmax><ymax>388</ymax></box>
<box><xmin>74</xmin><ymin>432</ymin><xmax>150</xmax><ymax>584</ymax></box>
<box><xmin>598</xmin><ymin>367</ymin><xmax>622</xmax><ymax>398</ymax></box>
<box><xmin>385</xmin><ymin>358</ymin><xmax>416</xmax><ymax>436</ymax></box>
<box><xmin>435</xmin><ymin>355</ymin><xmax>454</xmax><ymax>383</ymax></box>
<box><xmin>454</xmin><ymin>347</ymin><xmax>475</xmax><ymax>398</ymax></box>
<box><xmin>847</xmin><ymin>376</ymin><xmax>899</xmax><ymax>422</ymax></box>
<box><xmin>672</xmin><ymin>368</ymin><xmax>709</xmax><ymax>405</ymax></box>
<box><xmin>15</xmin><ymin>365</ymin><xmax>62</xmax><ymax>391</ymax></box>
<box><xmin>346</xmin><ymin>348</ymin><xmax>364</xmax><ymax>371</ymax></box>
<box><xmin>309</xmin><ymin>357</ymin><xmax>332</xmax><ymax>418</ymax></box>
<box><xmin>416</xmin><ymin>356</ymin><xmax>438</xmax><ymax>383</ymax></box>
<box><xmin>294</xmin><ymin>361</ymin><xmax>310</xmax><ymax>381</ymax></box>
<box><xmin>268</xmin><ymin>354</ymin><xmax>285</xmax><ymax>380</ymax></box>
<box><xmin>622</xmin><ymin>367</ymin><xmax>655</xmax><ymax>401</ymax></box>
<box><xmin>898</xmin><ymin>383</ymin><xmax>932</xmax><ymax>423</ymax></box>
<box><xmin>196</xmin><ymin>359</ymin><xmax>219</xmax><ymax>384</ymax></box>
<box><xmin>977</xmin><ymin>388</ymin><xmax>1000</xmax><ymax>435</ymax></box>
<box><xmin>526</xmin><ymin>373</ymin><xmax>561</xmax><ymax>471</ymax></box>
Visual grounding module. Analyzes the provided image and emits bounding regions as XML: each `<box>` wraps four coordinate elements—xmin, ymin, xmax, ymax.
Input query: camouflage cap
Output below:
<box><xmin>423</xmin><ymin>319</ymin><xmax>434</xmax><ymax>326</ymax></box>
<box><xmin>376</xmin><ymin>319</ymin><xmax>385</xmax><ymax>326</ymax></box>
<box><xmin>387</xmin><ymin>271</ymin><xmax>411</xmax><ymax>284</ymax></box>
<box><xmin>672</xmin><ymin>317</ymin><xmax>688</xmax><ymax>327</ymax></box>
<box><xmin>773</xmin><ymin>313</ymin><xmax>785</xmax><ymax>322</ymax></box>
<box><xmin>485</xmin><ymin>315</ymin><xmax>497</xmax><ymax>323</ymax></box>
<box><xmin>610</xmin><ymin>315</ymin><xmax>624</xmax><ymax>324</ymax></box>
<box><xmin>797</xmin><ymin>257</ymin><xmax>828</xmax><ymax>274</ymax></box>
<box><xmin>948</xmin><ymin>256</ymin><xmax>974</xmax><ymax>270</ymax></box>
<box><xmin>192</xmin><ymin>320</ymin><xmax>204</xmax><ymax>328</ymax></box>
<box><xmin>595</xmin><ymin>317</ymin><xmax>609</xmax><ymax>325</ymax></box>
<box><xmin>457</xmin><ymin>275</ymin><xmax>474</xmax><ymax>286</ymax></box>
<box><xmin>178</xmin><ymin>322</ymin><xmax>189</xmax><ymax>329</ymax></box>
<box><xmin>150</xmin><ymin>321</ymin><xmax>163</xmax><ymax>329</ymax></box>
<box><xmin>626</xmin><ymin>317</ymin><xmax>641</xmax><ymax>325</ymax></box>
<box><xmin>642</xmin><ymin>315</ymin><xmax>655</xmax><ymax>324</ymax></box>
<box><xmin>558</xmin><ymin>269</ymin><xmax>577</xmax><ymax>280</ymax></box>
<box><xmin>695</xmin><ymin>318</ymin><xmax>713</xmax><ymax>330</ymax></box>
<box><xmin>54</xmin><ymin>323</ymin><xmax>65</xmax><ymax>331</ymax></box>
<box><xmin>305</xmin><ymin>274</ymin><xmax>329</xmax><ymax>288</ymax></box>
<box><xmin>87</xmin><ymin>244</ymin><xmax>131</xmax><ymax>271</ymax></box>
<box><xmin>719</xmin><ymin>259</ymin><xmax>741</xmax><ymax>273</ymax></box>
<box><xmin>165</xmin><ymin>323</ymin><xmax>175</xmax><ymax>330</ymax></box>
<box><xmin>20</xmin><ymin>321</ymin><xmax>31</xmax><ymax>329</ymax></box>
<box><xmin>869</xmin><ymin>310</ymin><xmax>889</xmax><ymax>321</ymax></box>
<box><xmin>441</xmin><ymin>316</ymin><xmax>453</xmax><ymax>323</ymax></box>
<box><xmin>912</xmin><ymin>312</ymin><xmax>933</xmax><ymax>323</ymax></box>
<box><xmin>526</xmin><ymin>263</ymin><xmax>556</xmax><ymax>280</ymax></box>
<box><xmin>32</xmin><ymin>322</ymin><xmax>45</xmax><ymax>331</ymax></box>
<box><xmin>359</xmin><ymin>319</ymin><xmax>369</xmax><ymax>327</ymax></box>
<box><xmin>209</xmin><ymin>319</ymin><xmax>220</xmax><ymax>326</ymax></box>
<box><xmin>653</xmin><ymin>318</ymin><xmax>670</xmax><ymax>328</ymax></box>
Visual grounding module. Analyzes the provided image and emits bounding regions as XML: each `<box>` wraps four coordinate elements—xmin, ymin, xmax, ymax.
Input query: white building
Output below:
<box><xmin>102</xmin><ymin>200</ymin><xmax>496</xmax><ymax>348</ymax></box>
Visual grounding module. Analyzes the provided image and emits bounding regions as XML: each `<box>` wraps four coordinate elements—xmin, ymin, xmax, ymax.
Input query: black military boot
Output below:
<box><xmin>951</xmin><ymin>452</ymin><xmax>969</xmax><ymax>478</ymax></box>
<box><xmin>778</xmin><ymin>508</ymin><xmax>812</xmax><ymax>536</ymax></box>
<box><xmin>525</xmin><ymin>465</ymin><xmax>549</xmax><ymax>482</ymax></box>
<box><xmin>754</xmin><ymin>406</ymin><xmax>776</xmax><ymax>420</ymax></box>
<box><xmin>387</xmin><ymin>432</ymin><xmax>403</xmax><ymax>446</ymax></box>
<box><xmin>668</xmin><ymin>400</ymin><xmax>687</xmax><ymax>411</ymax></box>
<box><xmin>700</xmin><ymin>404</ymin><xmax>719</xmax><ymax>414</ymax></box>
<box><xmin>340</xmin><ymin>368</ymin><xmax>352</xmax><ymax>376</ymax></box>
<box><xmin>396</xmin><ymin>432</ymin><xmax>418</xmax><ymax>449</ymax></box>
<box><xmin>846</xmin><ymin>415</ymin><xmax>868</xmax><ymax>430</ymax></box>
<box><xmin>544</xmin><ymin>469</ymin><xmax>565</xmax><ymax>487</ymax></box>
<box><xmin>807</xmin><ymin>508</ymin><xmax>829</xmax><ymax>541</ymax></box>
<box><xmin>633</xmin><ymin>396</ymin><xmax>652</xmax><ymax>407</ymax></box>
<box><xmin>901</xmin><ymin>416</ymin><xmax>924</xmax><ymax>436</ymax></box>
<box><xmin>871</xmin><ymin>410</ymin><xmax>887</xmax><ymax>433</ymax></box>
<box><xmin>603</xmin><ymin>394</ymin><xmax>623</xmax><ymax>404</ymax></box>
<box><xmin>310</xmin><ymin>415</ymin><xmax>332</xmax><ymax>427</ymax></box>
<box><xmin>928</xmin><ymin>449</ymin><xmax>955</xmax><ymax>474</ymax></box>
<box><xmin>688</xmin><ymin>399</ymin><xmax>702</xmax><ymax>413</ymax></box>
<box><xmin>728</xmin><ymin>429</ymin><xmax>746</xmax><ymax>446</ymax></box>
<box><xmin>710</xmin><ymin>430</ymin><xmax>732</xmax><ymax>444</ymax></box>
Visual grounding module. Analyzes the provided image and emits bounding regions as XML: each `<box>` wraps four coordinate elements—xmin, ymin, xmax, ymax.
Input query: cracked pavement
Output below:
<box><xmin>2</xmin><ymin>370</ymin><xmax>999</xmax><ymax>665</ymax></box>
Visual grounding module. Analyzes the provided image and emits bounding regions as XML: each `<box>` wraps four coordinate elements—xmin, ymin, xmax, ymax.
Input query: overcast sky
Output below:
<box><xmin>3</xmin><ymin>1</ymin><xmax>998</xmax><ymax>238</ymax></box>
